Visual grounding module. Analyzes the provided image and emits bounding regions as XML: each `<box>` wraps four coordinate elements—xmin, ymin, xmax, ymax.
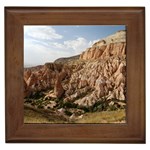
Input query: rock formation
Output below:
<box><xmin>24</xmin><ymin>30</ymin><xmax>126</xmax><ymax>114</ymax></box>
<box><xmin>54</xmin><ymin>74</ymin><xmax>64</xmax><ymax>98</ymax></box>
<box><xmin>24</xmin><ymin>63</ymin><xmax>70</xmax><ymax>98</ymax></box>
<box><xmin>80</xmin><ymin>30</ymin><xmax>126</xmax><ymax>60</ymax></box>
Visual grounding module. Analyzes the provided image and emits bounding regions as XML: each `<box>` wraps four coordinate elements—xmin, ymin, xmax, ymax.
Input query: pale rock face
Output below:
<box><xmin>80</xmin><ymin>30</ymin><xmax>126</xmax><ymax>60</ymax></box>
<box><xmin>24</xmin><ymin>70</ymin><xmax>31</xmax><ymax>82</ymax></box>
<box><xmin>24</xmin><ymin>30</ymin><xmax>126</xmax><ymax>109</ymax></box>
<box><xmin>80</xmin><ymin>42</ymin><xmax>126</xmax><ymax>60</ymax></box>
<box><xmin>24</xmin><ymin>63</ymin><xmax>70</xmax><ymax>98</ymax></box>
<box><xmin>26</xmin><ymin>73</ymin><xmax>35</xmax><ymax>87</ymax></box>
<box><xmin>24</xmin><ymin>79</ymin><xmax>31</xmax><ymax>98</ymax></box>
<box><xmin>54</xmin><ymin>76</ymin><xmax>64</xmax><ymax>98</ymax></box>
<box><xmin>66</xmin><ymin>30</ymin><xmax>126</xmax><ymax>107</ymax></box>
<box><xmin>44</xmin><ymin>101</ymin><xmax>57</xmax><ymax>109</ymax></box>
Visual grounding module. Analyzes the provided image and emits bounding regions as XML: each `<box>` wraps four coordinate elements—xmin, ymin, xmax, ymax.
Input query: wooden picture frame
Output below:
<box><xmin>5</xmin><ymin>7</ymin><xmax>145</xmax><ymax>143</ymax></box>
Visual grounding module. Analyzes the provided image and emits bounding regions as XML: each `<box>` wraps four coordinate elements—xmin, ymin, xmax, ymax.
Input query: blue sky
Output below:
<box><xmin>24</xmin><ymin>25</ymin><xmax>125</xmax><ymax>67</ymax></box>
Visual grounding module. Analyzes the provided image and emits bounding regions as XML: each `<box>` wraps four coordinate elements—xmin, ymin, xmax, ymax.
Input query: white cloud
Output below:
<box><xmin>75</xmin><ymin>25</ymin><xmax>80</xmax><ymax>28</ymax></box>
<box><xmin>50</xmin><ymin>37</ymin><xmax>93</xmax><ymax>54</ymax></box>
<box><xmin>64</xmin><ymin>37</ymin><xmax>88</xmax><ymax>54</ymax></box>
<box><xmin>52</xmin><ymin>42</ymin><xmax>65</xmax><ymax>49</ymax></box>
<box><xmin>24</xmin><ymin>26</ymin><xmax>63</xmax><ymax>40</ymax></box>
<box><xmin>88</xmin><ymin>39</ymin><xmax>99</xmax><ymax>47</ymax></box>
<box><xmin>24</xmin><ymin>36</ymin><xmax>100</xmax><ymax>67</ymax></box>
<box><xmin>24</xmin><ymin>25</ymin><xmax>99</xmax><ymax>67</ymax></box>
<box><xmin>24</xmin><ymin>39</ymin><xmax>69</xmax><ymax>67</ymax></box>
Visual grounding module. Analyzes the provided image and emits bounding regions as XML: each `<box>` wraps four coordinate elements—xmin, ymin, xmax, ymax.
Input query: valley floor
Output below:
<box><xmin>24</xmin><ymin>108</ymin><xmax>126</xmax><ymax>124</ymax></box>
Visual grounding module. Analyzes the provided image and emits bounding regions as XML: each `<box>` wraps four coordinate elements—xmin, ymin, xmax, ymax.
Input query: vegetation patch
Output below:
<box><xmin>76</xmin><ymin>109</ymin><xmax>126</xmax><ymax>123</ymax></box>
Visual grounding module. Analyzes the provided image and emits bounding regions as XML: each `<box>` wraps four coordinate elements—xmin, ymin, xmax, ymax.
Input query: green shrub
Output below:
<box><xmin>65</xmin><ymin>110</ymin><xmax>72</xmax><ymax>116</ymax></box>
<box><xmin>77</xmin><ymin>105</ymin><xmax>90</xmax><ymax>112</ymax></box>
<box><xmin>107</xmin><ymin>104</ymin><xmax>118</xmax><ymax>111</ymax></box>
<box><xmin>63</xmin><ymin>102</ymin><xmax>78</xmax><ymax>108</ymax></box>
<box><xmin>25</xmin><ymin>99</ymin><xmax>32</xmax><ymax>103</ymax></box>
<box><xmin>91</xmin><ymin>99</ymin><xmax>108</xmax><ymax>112</ymax></box>
<box><xmin>37</xmin><ymin>105</ymin><xmax>44</xmax><ymax>109</ymax></box>
<box><xmin>29</xmin><ymin>91</ymin><xmax>44</xmax><ymax>99</ymax></box>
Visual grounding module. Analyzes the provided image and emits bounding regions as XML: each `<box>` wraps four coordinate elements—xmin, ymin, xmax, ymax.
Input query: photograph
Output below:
<box><xmin>23</xmin><ymin>25</ymin><xmax>126</xmax><ymax>124</ymax></box>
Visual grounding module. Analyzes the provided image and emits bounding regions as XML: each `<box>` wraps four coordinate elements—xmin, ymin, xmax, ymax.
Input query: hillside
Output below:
<box><xmin>54</xmin><ymin>55</ymin><xmax>80</xmax><ymax>64</ymax></box>
<box><xmin>24</xmin><ymin>30</ymin><xmax>126</xmax><ymax>123</ymax></box>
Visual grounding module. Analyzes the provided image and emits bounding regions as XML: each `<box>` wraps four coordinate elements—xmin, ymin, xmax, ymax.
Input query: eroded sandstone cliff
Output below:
<box><xmin>24</xmin><ymin>30</ymin><xmax>126</xmax><ymax>121</ymax></box>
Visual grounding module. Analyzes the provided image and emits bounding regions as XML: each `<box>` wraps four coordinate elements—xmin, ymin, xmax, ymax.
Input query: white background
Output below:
<box><xmin>0</xmin><ymin>0</ymin><xmax>149</xmax><ymax>149</ymax></box>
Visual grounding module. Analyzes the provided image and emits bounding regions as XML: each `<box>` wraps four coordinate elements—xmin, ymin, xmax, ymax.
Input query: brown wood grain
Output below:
<box><xmin>5</xmin><ymin>7</ymin><xmax>145</xmax><ymax>143</ymax></box>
